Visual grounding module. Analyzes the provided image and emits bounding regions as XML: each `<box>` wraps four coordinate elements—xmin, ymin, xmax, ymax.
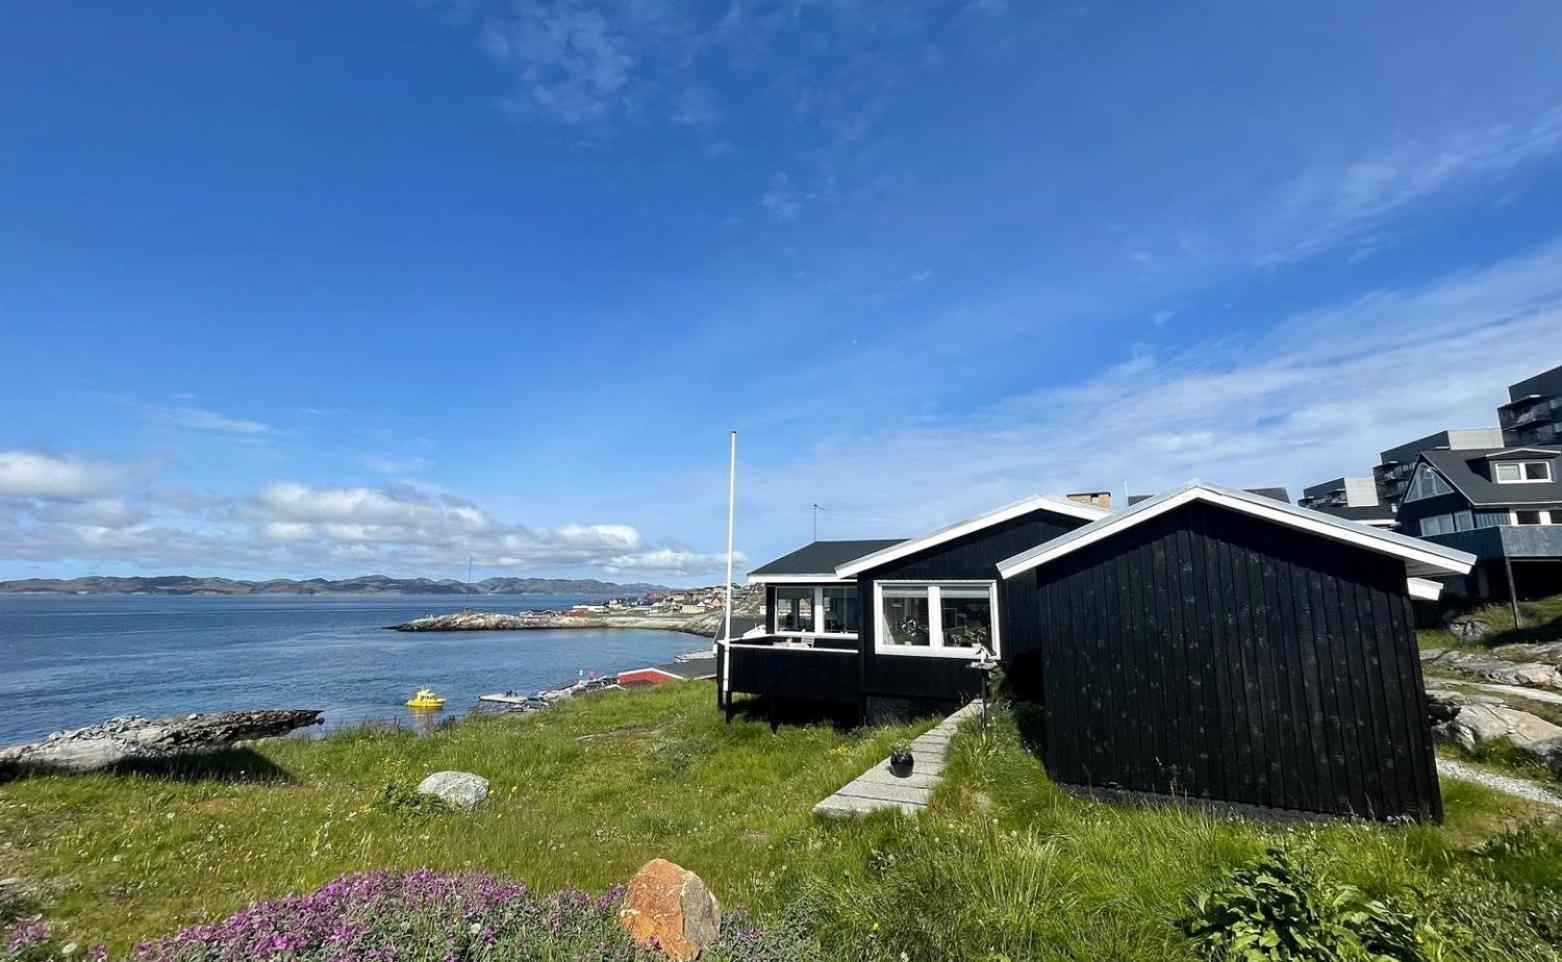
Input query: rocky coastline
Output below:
<box><xmin>392</xmin><ymin>609</ymin><xmax>728</xmax><ymax>637</ymax></box>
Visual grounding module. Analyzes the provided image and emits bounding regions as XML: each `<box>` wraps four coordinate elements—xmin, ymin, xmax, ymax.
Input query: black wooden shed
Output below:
<box><xmin>997</xmin><ymin>481</ymin><xmax>1476</xmax><ymax>822</ymax></box>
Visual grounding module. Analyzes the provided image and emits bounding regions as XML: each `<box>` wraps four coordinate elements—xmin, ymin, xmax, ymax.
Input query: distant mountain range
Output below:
<box><xmin>0</xmin><ymin>575</ymin><xmax>673</xmax><ymax>597</ymax></box>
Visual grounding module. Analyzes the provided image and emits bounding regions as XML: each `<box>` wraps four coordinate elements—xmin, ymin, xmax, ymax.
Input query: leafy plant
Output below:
<box><xmin>1181</xmin><ymin>847</ymin><xmax>1425</xmax><ymax>962</ymax></box>
<box><xmin>889</xmin><ymin>740</ymin><xmax>914</xmax><ymax>762</ymax></box>
<box><xmin>372</xmin><ymin>781</ymin><xmax>447</xmax><ymax>818</ymax></box>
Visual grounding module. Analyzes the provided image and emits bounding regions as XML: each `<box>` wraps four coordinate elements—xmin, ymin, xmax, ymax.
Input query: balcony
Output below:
<box><xmin>1420</xmin><ymin>525</ymin><xmax>1562</xmax><ymax>560</ymax></box>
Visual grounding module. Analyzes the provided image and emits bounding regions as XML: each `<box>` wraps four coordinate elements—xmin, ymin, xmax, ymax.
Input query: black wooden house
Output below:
<box><xmin>719</xmin><ymin>495</ymin><xmax>1108</xmax><ymax>722</ymax></box>
<box><xmin>996</xmin><ymin>481</ymin><xmax>1476</xmax><ymax>821</ymax></box>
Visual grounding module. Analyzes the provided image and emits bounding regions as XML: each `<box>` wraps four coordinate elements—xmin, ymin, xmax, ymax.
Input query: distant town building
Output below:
<box><xmin>1297</xmin><ymin>476</ymin><xmax>1396</xmax><ymax>528</ymax></box>
<box><xmin>1499</xmin><ymin>364</ymin><xmax>1562</xmax><ymax>447</ymax></box>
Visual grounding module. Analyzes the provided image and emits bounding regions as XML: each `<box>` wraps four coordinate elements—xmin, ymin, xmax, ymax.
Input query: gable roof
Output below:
<box><xmin>1417</xmin><ymin>447</ymin><xmax>1562</xmax><ymax>507</ymax></box>
<box><xmin>996</xmin><ymin>480</ymin><xmax>1476</xmax><ymax>581</ymax></box>
<box><xmin>747</xmin><ymin>539</ymin><xmax>904</xmax><ymax>584</ymax></box>
<box><xmin>834</xmin><ymin>495</ymin><xmax>1109</xmax><ymax>578</ymax></box>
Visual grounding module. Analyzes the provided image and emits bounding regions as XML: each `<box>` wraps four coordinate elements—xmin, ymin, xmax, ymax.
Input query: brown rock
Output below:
<box><xmin>616</xmin><ymin>858</ymin><xmax>721</xmax><ymax>961</ymax></box>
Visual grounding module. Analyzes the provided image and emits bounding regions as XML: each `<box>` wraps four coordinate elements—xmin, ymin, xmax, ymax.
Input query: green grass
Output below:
<box><xmin>1427</xmin><ymin>595</ymin><xmax>1562</xmax><ymax>650</ymax></box>
<box><xmin>3</xmin><ymin>683</ymin><xmax>1561</xmax><ymax>960</ymax></box>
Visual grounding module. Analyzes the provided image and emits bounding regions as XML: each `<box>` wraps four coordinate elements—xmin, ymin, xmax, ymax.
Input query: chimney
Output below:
<box><xmin>1066</xmin><ymin>491</ymin><xmax>1112</xmax><ymax>510</ymax></box>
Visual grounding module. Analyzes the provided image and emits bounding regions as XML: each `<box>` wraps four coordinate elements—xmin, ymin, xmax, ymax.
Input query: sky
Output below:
<box><xmin>2</xmin><ymin>1</ymin><xmax>1562</xmax><ymax>585</ymax></box>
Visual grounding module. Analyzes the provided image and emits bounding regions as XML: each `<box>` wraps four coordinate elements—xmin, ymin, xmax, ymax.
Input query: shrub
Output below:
<box><xmin>372</xmin><ymin>781</ymin><xmax>447</xmax><ymax>818</ymax></box>
<box><xmin>1181</xmin><ymin>848</ymin><xmax>1425</xmax><ymax>962</ymax></box>
<box><xmin>114</xmin><ymin>870</ymin><xmax>816</xmax><ymax>962</ymax></box>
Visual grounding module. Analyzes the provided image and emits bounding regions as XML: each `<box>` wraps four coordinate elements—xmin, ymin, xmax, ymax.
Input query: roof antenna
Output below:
<box><xmin>812</xmin><ymin>503</ymin><xmax>826</xmax><ymax>542</ymax></box>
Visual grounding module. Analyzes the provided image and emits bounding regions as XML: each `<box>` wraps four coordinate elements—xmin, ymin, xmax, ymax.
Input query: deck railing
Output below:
<box><xmin>716</xmin><ymin>636</ymin><xmax>861</xmax><ymax>707</ymax></box>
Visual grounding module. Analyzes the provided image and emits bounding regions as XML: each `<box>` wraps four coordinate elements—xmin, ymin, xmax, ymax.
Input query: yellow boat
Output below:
<box><xmin>406</xmin><ymin>687</ymin><xmax>445</xmax><ymax>710</ymax></box>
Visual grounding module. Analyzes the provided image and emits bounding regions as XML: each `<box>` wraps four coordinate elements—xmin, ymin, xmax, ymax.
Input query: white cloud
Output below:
<box><xmin>761</xmin><ymin>173</ymin><xmax>802</xmax><ymax>222</ymax></box>
<box><xmin>118</xmin><ymin>397</ymin><xmax>277</xmax><ymax>435</ymax></box>
<box><xmin>480</xmin><ymin>1</ymin><xmax>643</xmax><ymax>125</ymax></box>
<box><xmin>35</xmin><ymin>499</ymin><xmax>140</xmax><ymax>529</ymax></box>
<box><xmin>736</xmin><ymin>240</ymin><xmax>1562</xmax><ymax>536</ymax></box>
<box><xmin>671</xmin><ymin>85</ymin><xmax>721</xmax><ymax>127</ymax></box>
<box><xmin>1263</xmin><ymin>104</ymin><xmax>1562</xmax><ymax>263</ymax></box>
<box><xmin>360</xmin><ymin>453</ymin><xmax>435</xmax><ymax>475</ymax></box>
<box><xmin>0</xmin><ymin>450</ymin><xmax>124</xmax><ymax>499</ymax></box>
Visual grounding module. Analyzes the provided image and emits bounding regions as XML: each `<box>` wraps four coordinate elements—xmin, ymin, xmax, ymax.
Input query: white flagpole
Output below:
<box><xmin>723</xmin><ymin>430</ymin><xmax>736</xmax><ymax>644</ymax></box>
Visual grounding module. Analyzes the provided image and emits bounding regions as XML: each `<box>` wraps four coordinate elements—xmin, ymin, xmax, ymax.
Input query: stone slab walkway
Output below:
<box><xmin>814</xmin><ymin>701</ymin><xmax>982</xmax><ymax>818</ymax></box>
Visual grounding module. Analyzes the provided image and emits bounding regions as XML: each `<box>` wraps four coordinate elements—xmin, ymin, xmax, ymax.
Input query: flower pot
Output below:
<box><xmin>888</xmin><ymin>752</ymin><xmax>914</xmax><ymax>777</ymax></box>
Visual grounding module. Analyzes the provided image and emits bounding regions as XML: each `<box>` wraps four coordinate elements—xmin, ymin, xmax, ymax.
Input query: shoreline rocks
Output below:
<box><xmin>393</xmin><ymin>610</ymin><xmax>716</xmax><ymax>636</ymax></box>
<box><xmin>0</xmin><ymin>709</ymin><xmax>324</xmax><ymax>773</ymax></box>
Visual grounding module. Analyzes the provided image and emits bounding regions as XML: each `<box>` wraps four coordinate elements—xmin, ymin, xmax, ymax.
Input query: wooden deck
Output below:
<box><xmin>813</xmin><ymin>700</ymin><xmax>982</xmax><ymax>818</ymax></box>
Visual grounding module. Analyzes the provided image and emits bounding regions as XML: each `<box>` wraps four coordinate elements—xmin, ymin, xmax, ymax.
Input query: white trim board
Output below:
<box><xmin>745</xmin><ymin>572</ymin><xmax>855</xmax><ymax>585</ymax></box>
<box><xmin>996</xmin><ymin>481</ymin><xmax>1477</xmax><ymax>581</ymax></box>
<box><xmin>834</xmin><ymin>495</ymin><xmax>1108</xmax><ymax>578</ymax></box>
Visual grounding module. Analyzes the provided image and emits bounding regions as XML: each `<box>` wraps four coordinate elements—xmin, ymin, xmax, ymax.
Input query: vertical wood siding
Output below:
<box><xmin>1031</xmin><ymin>501</ymin><xmax>1442</xmax><ymax>821</ymax></box>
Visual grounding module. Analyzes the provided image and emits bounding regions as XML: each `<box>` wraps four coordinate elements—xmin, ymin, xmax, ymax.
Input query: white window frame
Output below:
<box><xmin>872</xmin><ymin>580</ymin><xmax>1001</xmax><ymax>659</ymax></box>
<box><xmin>773</xmin><ymin>585</ymin><xmax>860</xmax><ymax>639</ymax></box>
<box><xmin>1494</xmin><ymin>460</ymin><xmax>1553</xmax><ymax>483</ymax></box>
<box><xmin>1402</xmin><ymin>464</ymin><xmax>1453</xmax><ymax>503</ymax></box>
<box><xmin>1509</xmin><ymin>509</ymin><xmax>1554</xmax><ymax>526</ymax></box>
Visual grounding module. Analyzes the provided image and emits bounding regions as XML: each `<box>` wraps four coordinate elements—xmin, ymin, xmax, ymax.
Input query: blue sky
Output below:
<box><xmin>3</xmin><ymin>1</ymin><xmax>1562</xmax><ymax>584</ymax></box>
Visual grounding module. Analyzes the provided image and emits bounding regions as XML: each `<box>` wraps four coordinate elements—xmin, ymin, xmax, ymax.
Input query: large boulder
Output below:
<box><xmin>1423</xmin><ymin>685</ymin><xmax>1505</xmax><ymax>724</ymax></box>
<box><xmin>1444</xmin><ymin>705</ymin><xmax>1562</xmax><ymax>777</ymax></box>
<box><xmin>416</xmin><ymin>771</ymin><xmax>489</xmax><ymax>808</ymax></box>
<box><xmin>0</xmin><ymin>710</ymin><xmax>323</xmax><ymax>773</ymax></box>
<box><xmin>617</xmin><ymin>858</ymin><xmax>721</xmax><ymax>961</ymax></box>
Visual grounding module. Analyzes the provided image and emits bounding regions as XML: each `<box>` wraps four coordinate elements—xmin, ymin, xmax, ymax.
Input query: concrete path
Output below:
<box><xmin>1438</xmin><ymin>758</ymin><xmax>1562</xmax><ymax>810</ymax></box>
<box><xmin>814</xmin><ymin>701</ymin><xmax>982</xmax><ymax>818</ymax></box>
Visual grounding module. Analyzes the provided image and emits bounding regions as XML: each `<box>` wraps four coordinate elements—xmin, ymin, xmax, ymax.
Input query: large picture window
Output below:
<box><xmin>821</xmin><ymin>586</ymin><xmax>860</xmax><ymax>634</ymax></box>
<box><xmin>875</xmin><ymin>582</ymin><xmax>998</xmax><ymax>657</ymax></box>
<box><xmin>774</xmin><ymin>587</ymin><xmax>814</xmax><ymax>632</ymax></box>
<box><xmin>774</xmin><ymin>585</ymin><xmax>859</xmax><ymax>636</ymax></box>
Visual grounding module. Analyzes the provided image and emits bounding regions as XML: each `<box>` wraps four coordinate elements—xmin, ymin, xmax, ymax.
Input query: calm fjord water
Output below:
<box><xmin>0</xmin><ymin>595</ymin><xmax>701</xmax><ymax>746</ymax></box>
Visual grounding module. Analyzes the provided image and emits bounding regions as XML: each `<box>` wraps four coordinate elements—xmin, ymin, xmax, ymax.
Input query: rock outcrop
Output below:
<box><xmin>617</xmin><ymin>858</ymin><xmax>721</xmax><ymax>961</ymax></box>
<box><xmin>1421</xmin><ymin>648</ymin><xmax>1562</xmax><ymax>690</ymax></box>
<box><xmin>0</xmin><ymin>710</ymin><xmax>323</xmax><ymax>773</ymax></box>
<box><xmin>416</xmin><ymin>770</ymin><xmax>489</xmax><ymax>808</ymax></box>
<box><xmin>1425</xmin><ymin>685</ymin><xmax>1562</xmax><ymax>778</ymax></box>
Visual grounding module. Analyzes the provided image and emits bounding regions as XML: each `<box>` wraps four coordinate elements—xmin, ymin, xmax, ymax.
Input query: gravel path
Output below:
<box><xmin>1438</xmin><ymin>758</ymin><xmax>1562</xmax><ymax>809</ymax></box>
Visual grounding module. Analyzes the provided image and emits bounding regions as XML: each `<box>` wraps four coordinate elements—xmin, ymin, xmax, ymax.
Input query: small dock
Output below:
<box><xmin>814</xmin><ymin>701</ymin><xmax>981</xmax><ymax>818</ymax></box>
<box><xmin>477</xmin><ymin>692</ymin><xmax>541</xmax><ymax>709</ymax></box>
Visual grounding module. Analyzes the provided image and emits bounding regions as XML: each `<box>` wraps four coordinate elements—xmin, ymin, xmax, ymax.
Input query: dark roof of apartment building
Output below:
<box><xmin>1418</xmin><ymin>447</ymin><xmax>1562</xmax><ymax>506</ymax></box>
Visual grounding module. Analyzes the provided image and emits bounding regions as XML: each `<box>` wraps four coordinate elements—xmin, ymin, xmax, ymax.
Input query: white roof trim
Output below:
<box><xmin>745</xmin><ymin>572</ymin><xmax>854</xmax><ymax>585</ymax></box>
<box><xmin>834</xmin><ymin>495</ymin><xmax>1109</xmax><ymax>578</ymax></box>
<box><xmin>1406</xmin><ymin>577</ymin><xmax>1444</xmax><ymax>601</ymax></box>
<box><xmin>997</xmin><ymin>481</ymin><xmax>1476</xmax><ymax>581</ymax></box>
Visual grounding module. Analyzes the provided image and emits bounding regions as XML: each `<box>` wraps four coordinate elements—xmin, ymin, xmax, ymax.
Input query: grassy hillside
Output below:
<box><xmin>3</xmin><ymin>682</ymin><xmax>1560</xmax><ymax>960</ymax></box>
